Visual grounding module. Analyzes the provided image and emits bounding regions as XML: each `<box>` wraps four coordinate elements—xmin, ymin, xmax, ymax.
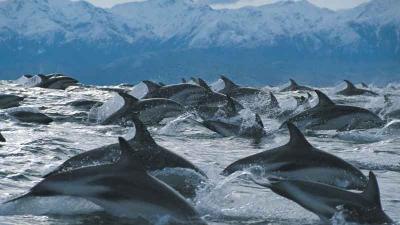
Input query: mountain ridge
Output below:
<box><xmin>0</xmin><ymin>0</ymin><xmax>398</xmax><ymax>85</ymax></box>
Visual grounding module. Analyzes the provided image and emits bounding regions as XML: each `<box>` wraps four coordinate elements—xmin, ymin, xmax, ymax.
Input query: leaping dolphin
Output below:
<box><xmin>283</xmin><ymin>90</ymin><xmax>384</xmax><ymax>131</ymax></box>
<box><xmin>216</xmin><ymin>75</ymin><xmax>267</xmax><ymax>98</ymax></box>
<box><xmin>197</xmin><ymin>95</ymin><xmax>242</xmax><ymax>120</ymax></box>
<box><xmin>222</xmin><ymin>122</ymin><xmax>367</xmax><ymax>190</ymax></box>
<box><xmin>6</xmin><ymin>137</ymin><xmax>207</xmax><ymax>225</ymax></box>
<box><xmin>280</xmin><ymin>79</ymin><xmax>313</xmax><ymax>92</ymax></box>
<box><xmin>15</xmin><ymin>74</ymin><xmax>78</xmax><ymax>90</ymax></box>
<box><xmin>89</xmin><ymin>92</ymin><xmax>185</xmax><ymax>125</ymax></box>
<box><xmin>44</xmin><ymin>116</ymin><xmax>206</xmax><ymax>198</ymax></box>
<box><xmin>200</xmin><ymin>108</ymin><xmax>265</xmax><ymax>139</ymax></box>
<box><xmin>336</xmin><ymin>80</ymin><xmax>378</xmax><ymax>96</ymax></box>
<box><xmin>130</xmin><ymin>79</ymin><xmax>242</xmax><ymax>109</ymax></box>
<box><xmin>252</xmin><ymin>172</ymin><xmax>392</xmax><ymax>224</ymax></box>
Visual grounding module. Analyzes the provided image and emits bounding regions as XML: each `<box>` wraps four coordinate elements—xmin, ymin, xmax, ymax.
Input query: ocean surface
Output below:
<box><xmin>0</xmin><ymin>80</ymin><xmax>399</xmax><ymax>225</ymax></box>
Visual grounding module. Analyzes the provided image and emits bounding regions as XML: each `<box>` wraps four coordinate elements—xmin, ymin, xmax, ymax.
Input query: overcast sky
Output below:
<box><xmin>83</xmin><ymin>0</ymin><xmax>370</xmax><ymax>10</ymax></box>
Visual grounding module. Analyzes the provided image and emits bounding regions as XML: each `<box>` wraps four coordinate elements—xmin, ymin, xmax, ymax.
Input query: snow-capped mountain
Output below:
<box><xmin>0</xmin><ymin>0</ymin><xmax>398</xmax><ymax>84</ymax></box>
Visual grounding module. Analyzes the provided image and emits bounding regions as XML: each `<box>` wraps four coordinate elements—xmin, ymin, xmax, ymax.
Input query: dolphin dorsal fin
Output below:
<box><xmin>0</xmin><ymin>132</ymin><xmax>5</xmax><ymax>142</ymax></box>
<box><xmin>197</xmin><ymin>78</ymin><xmax>212</xmax><ymax>92</ymax></box>
<box><xmin>118</xmin><ymin>92</ymin><xmax>139</xmax><ymax>107</ymax></box>
<box><xmin>344</xmin><ymin>80</ymin><xmax>356</xmax><ymax>90</ymax></box>
<box><xmin>142</xmin><ymin>80</ymin><xmax>161</xmax><ymax>93</ymax></box>
<box><xmin>362</xmin><ymin>171</ymin><xmax>382</xmax><ymax>208</ymax></box>
<box><xmin>131</xmin><ymin>116</ymin><xmax>156</xmax><ymax>145</ymax></box>
<box><xmin>269</xmin><ymin>92</ymin><xmax>279</xmax><ymax>108</ymax></box>
<box><xmin>315</xmin><ymin>90</ymin><xmax>335</xmax><ymax>107</ymax></box>
<box><xmin>181</xmin><ymin>78</ymin><xmax>187</xmax><ymax>83</ymax></box>
<box><xmin>225</xmin><ymin>95</ymin><xmax>237</xmax><ymax>116</ymax></box>
<box><xmin>361</xmin><ymin>82</ymin><xmax>368</xmax><ymax>88</ymax></box>
<box><xmin>220</xmin><ymin>75</ymin><xmax>239</xmax><ymax>89</ymax></box>
<box><xmin>287</xmin><ymin>122</ymin><xmax>312</xmax><ymax>148</ymax></box>
<box><xmin>255</xmin><ymin>114</ymin><xmax>264</xmax><ymax>128</ymax></box>
<box><xmin>117</xmin><ymin>137</ymin><xmax>145</xmax><ymax>171</ymax></box>
<box><xmin>289</xmin><ymin>79</ymin><xmax>298</xmax><ymax>87</ymax></box>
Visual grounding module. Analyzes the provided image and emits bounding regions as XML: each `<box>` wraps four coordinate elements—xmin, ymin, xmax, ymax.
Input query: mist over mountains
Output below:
<box><xmin>0</xmin><ymin>0</ymin><xmax>399</xmax><ymax>85</ymax></box>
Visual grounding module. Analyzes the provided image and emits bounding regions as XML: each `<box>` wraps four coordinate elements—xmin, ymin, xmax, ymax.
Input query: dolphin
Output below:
<box><xmin>280</xmin><ymin>79</ymin><xmax>313</xmax><ymax>92</ymax></box>
<box><xmin>67</xmin><ymin>99</ymin><xmax>102</xmax><ymax>110</ymax></box>
<box><xmin>0</xmin><ymin>94</ymin><xmax>24</xmax><ymax>109</ymax></box>
<box><xmin>89</xmin><ymin>92</ymin><xmax>184</xmax><ymax>125</ymax></box>
<box><xmin>222</xmin><ymin>122</ymin><xmax>367</xmax><ymax>190</ymax></box>
<box><xmin>131</xmin><ymin>81</ymin><xmax>208</xmax><ymax>106</ymax></box>
<box><xmin>283</xmin><ymin>90</ymin><xmax>385</xmax><ymax>131</ymax></box>
<box><xmin>200</xmin><ymin>108</ymin><xmax>265</xmax><ymax>139</ymax></box>
<box><xmin>131</xmin><ymin>79</ymin><xmax>242</xmax><ymax>109</ymax></box>
<box><xmin>132</xmin><ymin>97</ymin><xmax>185</xmax><ymax>125</ymax></box>
<box><xmin>196</xmin><ymin>94</ymin><xmax>242</xmax><ymax>120</ymax></box>
<box><xmin>16</xmin><ymin>74</ymin><xmax>78</xmax><ymax>90</ymax></box>
<box><xmin>6</xmin><ymin>137</ymin><xmax>207</xmax><ymax>225</ymax></box>
<box><xmin>0</xmin><ymin>131</ymin><xmax>5</xmax><ymax>142</ymax></box>
<box><xmin>44</xmin><ymin>116</ymin><xmax>206</xmax><ymax>198</ymax></box>
<box><xmin>216</xmin><ymin>75</ymin><xmax>267</xmax><ymax>98</ymax></box>
<box><xmin>252</xmin><ymin>172</ymin><xmax>392</xmax><ymax>224</ymax></box>
<box><xmin>4</xmin><ymin>107</ymin><xmax>53</xmax><ymax>124</ymax></box>
<box><xmin>40</xmin><ymin>74</ymin><xmax>78</xmax><ymax>90</ymax></box>
<box><xmin>88</xmin><ymin>92</ymin><xmax>138</xmax><ymax>125</ymax></box>
<box><xmin>336</xmin><ymin>80</ymin><xmax>378</xmax><ymax>96</ymax></box>
<box><xmin>195</xmin><ymin>78</ymin><xmax>243</xmax><ymax>109</ymax></box>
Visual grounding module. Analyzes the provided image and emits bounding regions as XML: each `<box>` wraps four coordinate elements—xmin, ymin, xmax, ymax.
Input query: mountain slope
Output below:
<box><xmin>0</xmin><ymin>0</ymin><xmax>398</xmax><ymax>85</ymax></box>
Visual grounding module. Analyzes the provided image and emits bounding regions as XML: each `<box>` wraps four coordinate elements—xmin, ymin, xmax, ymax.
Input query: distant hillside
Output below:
<box><xmin>0</xmin><ymin>0</ymin><xmax>399</xmax><ymax>85</ymax></box>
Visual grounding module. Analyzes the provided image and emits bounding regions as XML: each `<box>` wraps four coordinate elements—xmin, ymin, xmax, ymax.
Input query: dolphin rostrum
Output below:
<box><xmin>222</xmin><ymin>122</ymin><xmax>367</xmax><ymax>190</ymax></box>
